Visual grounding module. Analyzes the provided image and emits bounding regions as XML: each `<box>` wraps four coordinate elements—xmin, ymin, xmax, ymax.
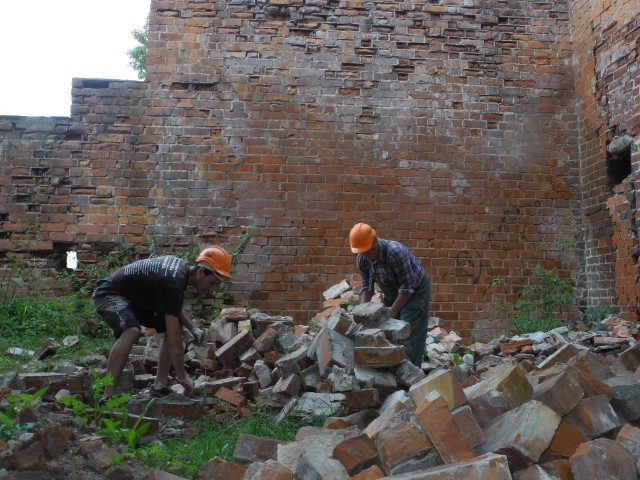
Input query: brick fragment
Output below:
<box><xmin>563</xmin><ymin>395</ymin><xmax>623</xmax><ymax>437</ymax></box>
<box><xmin>478</xmin><ymin>400</ymin><xmax>561</xmax><ymax>470</ymax></box>
<box><xmin>375</xmin><ymin>417</ymin><xmax>438</xmax><ymax>475</ymax></box>
<box><xmin>569</xmin><ymin>438</ymin><xmax>637</xmax><ymax>480</ymax></box>
<box><xmin>409</xmin><ymin>368</ymin><xmax>467</xmax><ymax>411</ymax></box>
<box><xmin>333</xmin><ymin>433</ymin><xmax>380</xmax><ymax>475</ymax></box>
<box><xmin>215</xmin><ymin>329</ymin><xmax>254</xmax><ymax>368</ymax></box>
<box><xmin>215</xmin><ymin>386</ymin><xmax>248</xmax><ymax>407</ymax></box>
<box><xmin>354</xmin><ymin>345</ymin><xmax>405</xmax><ymax>367</ymax></box>
<box><xmin>244</xmin><ymin>459</ymin><xmax>293</xmax><ymax>480</ymax></box>
<box><xmin>198</xmin><ymin>456</ymin><xmax>246</xmax><ymax>480</ymax></box>
<box><xmin>232</xmin><ymin>433</ymin><xmax>289</xmax><ymax>467</ymax></box>
<box><xmin>532</xmin><ymin>366</ymin><xmax>584</xmax><ymax>416</ymax></box>
<box><xmin>414</xmin><ymin>391</ymin><xmax>476</xmax><ymax>464</ymax></box>
<box><xmin>548</xmin><ymin>421</ymin><xmax>589</xmax><ymax>457</ymax></box>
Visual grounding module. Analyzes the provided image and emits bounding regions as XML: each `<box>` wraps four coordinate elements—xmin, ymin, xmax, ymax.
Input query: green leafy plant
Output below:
<box><xmin>57</xmin><ymin>370</ymin><xmax>153</xmax><ymax>449</ymax></box>
<box><xmin>495</xmin><ymin>264</ymin><xmax>578</xmax><ymax>334</ymax></box>
<box><xmin>0</xmin><ymin>386</ymin><xmax>48</xmax><ymax>441</ymax></box>
<box><xmin>127</xmin><ymin>16</ymin><xmax>148</xmax><ymax>79</ymax></box>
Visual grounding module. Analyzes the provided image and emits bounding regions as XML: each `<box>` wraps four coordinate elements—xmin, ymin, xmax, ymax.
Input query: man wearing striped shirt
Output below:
<box><xmin>349</xmin><ymin>222</ymin><xmax>431</xmax><ymax>366</ymax></box>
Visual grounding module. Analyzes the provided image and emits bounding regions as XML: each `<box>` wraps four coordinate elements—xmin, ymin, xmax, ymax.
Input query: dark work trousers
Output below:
<box><xmin>384</xmin><ymin>276</ymin><xmax>431</xmax><ymax>366</ymax></box>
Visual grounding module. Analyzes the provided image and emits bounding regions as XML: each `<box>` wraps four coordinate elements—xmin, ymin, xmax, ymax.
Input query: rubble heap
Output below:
<box><xmin>1</xmin><ymin>280</ymin><xmax>640</xmax><ymax>479</ymax></box>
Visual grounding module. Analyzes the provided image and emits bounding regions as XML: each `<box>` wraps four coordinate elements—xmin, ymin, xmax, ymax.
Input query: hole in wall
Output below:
<box><xmin>606</xmin><ymin>134</ymin><xmax>633</xmax><ymax>188</ymax></box>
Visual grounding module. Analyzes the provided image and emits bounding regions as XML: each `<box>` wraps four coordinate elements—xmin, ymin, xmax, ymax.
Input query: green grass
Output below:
<box><xmin>138</xmin><ymin>409</ymin><xmax>328</xmax><ymax>478</ymax></box>
<box><xmin>0</xmin><ymin>293</ymin><xmax>112</xmax><ymax>373</ymax></box>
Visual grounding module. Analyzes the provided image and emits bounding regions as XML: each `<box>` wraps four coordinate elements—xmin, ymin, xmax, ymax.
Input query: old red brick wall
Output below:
<box><xmin>571</xmin><ymin>0</ymin><xmax>640</xmax><ymax>320</ymax></box>
<box><xmin>3</xmin><ymin>0</ymin><xmax>637</xmax><ymax>340</ymax></box>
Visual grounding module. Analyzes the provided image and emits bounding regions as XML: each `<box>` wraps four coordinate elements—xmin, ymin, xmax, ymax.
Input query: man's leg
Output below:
<box><xmin>104</xmin><ymin>326</ymin><xmax>140</xmax><ymax>396</ymax></box>
<box><xmin>398</xmin><ymin>278</ymin><xmax>431</xmax><ymax>366</ymax></box>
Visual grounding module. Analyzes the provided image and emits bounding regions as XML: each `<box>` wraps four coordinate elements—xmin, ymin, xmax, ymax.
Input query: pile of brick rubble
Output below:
<box><xmin>1</xmin><ymin>279</ymin><xmax>640</xmax><ymax>479</ymax></box>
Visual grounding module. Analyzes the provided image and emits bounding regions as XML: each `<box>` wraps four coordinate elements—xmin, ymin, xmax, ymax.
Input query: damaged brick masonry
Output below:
<box><xmin>0</xmin><ymin>0</ymin><xmax>639</xmax><ymax>341</ymax></box>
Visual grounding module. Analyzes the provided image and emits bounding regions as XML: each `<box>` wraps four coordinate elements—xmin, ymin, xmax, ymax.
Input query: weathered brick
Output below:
<box><xmin>333</xmin><ymin>433</ymin><xmax>380</xmax><ymax>475</ymax></box>
<box><xmin>569</xmin><ymin>438</ymin><xmax>637</xmax><ymax>480</ymax></box>
<box><xmin>232</xmin><ymin>433</ymin><xmax>289</xmax><ymax>467</ymax></box>
<box><xmin>409</xmin><ymin>368</ymin><xmax>467</xmax><ymax>411</ymax></box>
<box><xmin>197</xmin><ymin>456</ymin><xmax>246</xmax><ymax>480</ymax></box>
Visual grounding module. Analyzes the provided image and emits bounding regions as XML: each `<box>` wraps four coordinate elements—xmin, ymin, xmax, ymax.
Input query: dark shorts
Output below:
<box><xmin>92</xmin><ymin>293</ymin><xmax>166</xmax><ymax>338</ymax></box>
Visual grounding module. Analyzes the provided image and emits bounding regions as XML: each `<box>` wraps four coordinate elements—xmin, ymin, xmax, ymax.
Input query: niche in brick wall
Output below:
<box><xmin>606</xmin><ymin>134</ymin><xmax>633</xmax><ymax>188</ymax></box>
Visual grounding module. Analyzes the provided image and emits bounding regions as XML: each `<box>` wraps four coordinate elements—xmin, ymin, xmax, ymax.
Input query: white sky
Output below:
<box><xmin>0</xmin><ymin>1</ymin><xmax>151</xmax><ymax>117</ymax></box>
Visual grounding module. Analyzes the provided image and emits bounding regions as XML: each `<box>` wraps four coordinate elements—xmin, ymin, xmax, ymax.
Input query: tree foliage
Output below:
<box><xmin>127</xmin><ymin>16</ymin><xmax>148</xmax><ymax>80</ymax></box>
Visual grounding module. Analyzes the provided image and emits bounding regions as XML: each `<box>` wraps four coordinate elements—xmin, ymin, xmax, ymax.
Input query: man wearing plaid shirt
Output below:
<box><xmin>349</xmin><ymin>222</ymin><xmax>431</xmax><ymax>366</ymax></box>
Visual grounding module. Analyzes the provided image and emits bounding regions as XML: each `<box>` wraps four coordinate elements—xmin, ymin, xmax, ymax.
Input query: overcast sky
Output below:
<box><xmin>0</xmin><ymin>1</ymin><xmax>151</xmax><ymax>117</ymax></box>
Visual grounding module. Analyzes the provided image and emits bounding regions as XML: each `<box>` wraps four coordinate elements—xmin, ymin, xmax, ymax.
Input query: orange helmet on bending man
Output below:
<box><xmin>196</xmin><ymin>246</ymin><xmax>232</xmax><ymax>279</ymax></box>
<box><xmin>349</xmin><ymin>223</ymin><xmax>377</xmax><ymax>253</ymax></box>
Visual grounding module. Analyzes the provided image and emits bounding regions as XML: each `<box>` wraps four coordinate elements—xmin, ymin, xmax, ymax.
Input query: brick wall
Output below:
<box><xmin>570</xmin><ymin>0</ymin><xmax>640</xmax><ymax>319</ymax></box>
<box><xmin>1</xmin><ymin>0</ymin><xmax>637</xmax><ymax>340</ymax></box>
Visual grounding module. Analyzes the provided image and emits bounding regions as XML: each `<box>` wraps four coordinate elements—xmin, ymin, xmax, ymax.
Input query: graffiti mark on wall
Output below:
<box><xmin>444</xmin><ymin>249</ymin><xmax>508</xmax><ymax>300</ymax></box>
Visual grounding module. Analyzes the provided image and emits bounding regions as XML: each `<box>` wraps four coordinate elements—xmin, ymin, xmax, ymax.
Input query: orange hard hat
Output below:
<box><xmin>349</xmin><ymin>223</ymin><xmax>377</xmax><ymax>253</ymax></box>
<box><xmin>196</xmin><ymin>246</ymin><xmax>232</xmax><ymax>279</ymax></box>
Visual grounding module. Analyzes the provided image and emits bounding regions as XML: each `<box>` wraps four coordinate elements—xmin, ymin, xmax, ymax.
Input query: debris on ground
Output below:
<box><xmin>1</xmin><ymin>280</ymin><xmax>640</xmax><ymax>479</ymax></box>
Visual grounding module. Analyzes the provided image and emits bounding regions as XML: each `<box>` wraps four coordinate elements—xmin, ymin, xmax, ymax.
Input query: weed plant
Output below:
<box><xmin>494</xmin><ymin>264</ymin><xmax>612</xmax><ymax>335</ymax></box>
<box><xmin>138</xmin><ymin>408</ymin><xmax>328</xmax><ymax>478</ymax></box>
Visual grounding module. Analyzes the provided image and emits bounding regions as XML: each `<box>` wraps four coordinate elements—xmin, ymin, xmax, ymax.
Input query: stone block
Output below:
<box><xmin>563</xmin><ymin>395</ymin><xmax>623</xmax><ymax>437</ymax></box>
<box><xmin>378</xmin><ymin>318</ymin><xmax>412</xmax><ymax>341</ymax></box>
<box><xmin>253</xmin><ymin>327</ymin><xmax>278</xmax><ymax>353</ymax></box>
<box><xmin>323</xmin><ymin>280</ymin><xmax>351</xmax><ymax>300</ymax></box>
<box><xmin>327</xmin><ymin>307</ymin><xmax>358</xmax><ymax>336</ymax></box>
<box><xmin>548</xmin><ymin>420</ymin><xmax>589</xmax><ymax>457</ymax></box>
<box><xmin>620</xmin><ymin>343</ymin><xmax>640</xmax><ymax>372</ymax></box>
<box><xmin>463</xmin><ymin>364</ymin><xmax>533</xmax><ymax>426</ymax></box>
<box><xmin>273</xmin><ymin>374</ymin><xmax>301</xmax><ymax>398</ymax></box>
<box><xmin>375</xmin><ymin>417</ymin><xmax>438</xmax><ymax>475</ymax></box>
<box><xmin>354</xmin><ymin>345</ymin><xmax>405</xmax><ymax>367</ymax></box>
<box><xmin>532</xmin><ymin>366</ymin><xmax>584</xmax><ymax>416</ymax></box>
<box><xmin>333</xmin><ymin>433</ymin><xmax>380</xmax><ymax>475</ymax></box>
<box><xmin>537</xmin><ymin>343</ymin><xmax>587</xmax><ymax>370</ymax></box>
<box><xmin>395</xmin><ymin>360</ymin><xmax>427</xmax><ymax>387</ymax></box>
<box><xmin>215</xmin><ymin>329</ymin><xmax>254</xmax><ymax>368</ymax></box>
<box><xmin>569</xmin><ymin>438</ymin><xmax>637</xmax><ymax>480</ymax></box>
<box><xmin>315</xmin><ymin>328</ymin><xmax>355</xmax><ymax>376</ymax></box>
<box><xmin>363</xmin><ymin>399</ymin><xmax>412</xmax><ymax>440</ymax></box>
<box><xmin>451</xmin><ymin>405</ymin><xmax>486</xmax><ymax>448</ymax></box>
<box><xmin>602</xmin><ymin>374</ymin><xmax>640</xmax><ymax>420</ymax></box>
<box><xmin>197</xmin><ymin>456</ymin><xmax>246</xmax><ymax>480</ymax></box>
<box><xmin>414</xmin><ymin>391</ymin><xmax>476</xmax><ymax>464</ymax></box>
<box><xmin>342</xmin><ymin>388</ymin><xmax>380</xmax><ymax>411</ymax></box>
<box><xmin>244</xmin><ymin>459</ymin><xmax>293</xmax><ymax>480</ymax></box>
<box><xmin>617</xmin><ymin>424</ymin><xmax>640</xmax><ymax>459</ymax></box>
<box><xmin>566</xmin><ymin>350</ymin><xmax>615</xmax><ymax>398</ymax></box>
<box><xmin>514</xmin><ymin>459</ymin><xmax>572</xmax><ymax>480</ymax></box>
<box><xmin>350</xmin><ymin>464</ymin><xmax>385</xmax><ymax>479</ymax></box>
<box><xmin>215</xmin><ymin>386</ymin><xmax>247</xmax><ymax>407</ymax></box>
<box><xmin>219</xmin><ymin>307</ymin><xmax>250</xmax><ymax>323</ymax></box>
<box><xmin>409</xmin><ymin>368</ymin><xmax>467</xmax><ymax>411</ymax></box>
<box><xmin>376</xmin><ymin>452</ymin><xmax>511</xmax><ymax>479</ymax></box>
<box><xmin>232</xmin><ymin>433</ymin><xmax>289</xmax><ymax>467</ymax></box>
<box><xmin>478</xmin><ymin>400</ymin><xmax>561</xmax><ymax>471</ymax></box>
<box><xmin>352</xmin><ymin>302</ymin><xmax>389</xmax><ymax>328</ymax></box>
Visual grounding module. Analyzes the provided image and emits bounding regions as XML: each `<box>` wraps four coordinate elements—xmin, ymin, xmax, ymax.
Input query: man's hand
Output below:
<box><xmin>191</xmin><ymin>328</ymin><xmax>207</xmax><ymax>347</ymax></box>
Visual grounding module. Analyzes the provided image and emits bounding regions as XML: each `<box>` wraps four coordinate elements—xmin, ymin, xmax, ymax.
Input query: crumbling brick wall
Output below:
<box><xmin>1</xmin><ymin>0</ymin><xmax>638</xmax><ymax>341</ymax></box>
<box><xmin>570</xmin><ymin>0</ymin><xmax>640</xmax><ymax>320</ymax></box>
